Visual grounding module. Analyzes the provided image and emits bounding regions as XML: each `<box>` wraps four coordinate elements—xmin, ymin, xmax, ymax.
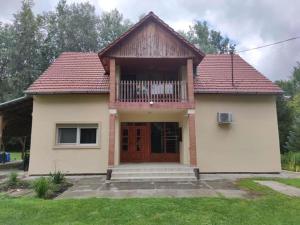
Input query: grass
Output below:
<box><xmin>252</xmin><ymin>177</ymin><xmax>300</xmax><ymax>189</ymax></box>
<box><xmin>0</xmin><ymin>179</ymin><xmax>300</xmax><ymax>225</ymax></box>
<box><xmin>273</xmin><ymin>178</ymin><xmax>300</xmax><ymax>188</ymax></box>
<box><xmin>9</xmin><ymin>152</ymin><xmax>22</xmax><ymax>161</ymax></box>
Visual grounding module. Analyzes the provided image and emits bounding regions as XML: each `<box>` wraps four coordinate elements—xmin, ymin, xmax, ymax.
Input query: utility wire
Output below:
<box><xmin>236</xmin><ymin>36</ymin><xmax>300</xmax><ymax>53</ymax></box>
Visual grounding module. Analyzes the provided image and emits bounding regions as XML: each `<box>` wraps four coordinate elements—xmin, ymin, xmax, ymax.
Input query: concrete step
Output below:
<box><xmin>110</xmin><ymin>164</ymin><xmax>198</xmax><ymax>182</ymax></box>
<box><xmin>110</xmin><ymin>176</ymin><xmax>197</xmax><ymax>182</ymax></box>
<box><xmin>112</xmin><ymin>171</ymin><xmax>196</xmax><ymax>178</ymax></box>
<box><xmin>112</xmin><ymin>167</ymin><xmax>194</xmax><ymax>173</ymax></box>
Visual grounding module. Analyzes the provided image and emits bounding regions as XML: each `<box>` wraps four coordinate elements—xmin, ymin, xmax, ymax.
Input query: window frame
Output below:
<box><xmin>56</xmin><ymin>124</ymin><xmax>99</xmax><ymax>147</ymax></box>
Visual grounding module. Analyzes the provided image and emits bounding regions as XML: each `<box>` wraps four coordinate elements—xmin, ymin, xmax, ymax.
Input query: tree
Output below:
<box><xmin>39</xmin><ymin>0</ymin><xmax>100</xmax><ymax>69</ymax></box>
<box><xmin>0</xmin><ymin>23</ymin><xmax>14</xmax><ymax>102</ymax></box>
<box><xmin>289</xmin><ymin>93</ymin><xmax>300</xmax><ymax>118</ymax></box>
<box><xmin>276</xmin><ymin>94</ymin><xmax>294</xmax><ymax>152</ymax></box>
<box><xmin>275</xmin><ymin>63</ymin><xmax>300</xmax><ymax>152</ymax></box>
<box><xmin>97</xmin><ymin>9</ymin><xmax>132</xmax><ymax>49</ymax></box>
<box><xmin>179</xmin><ymin>21</ymin><xmax>235</xmax><ymax>54</ymax></box>
<box><xmin>285</xmin><ymin>117</ymin><xmax>300</xmax><ymax>152</ymax></box>
<box><xmin>8</xmin><ymin>0</ymin><xmax>42</xmax><ymax>98</ymax></box>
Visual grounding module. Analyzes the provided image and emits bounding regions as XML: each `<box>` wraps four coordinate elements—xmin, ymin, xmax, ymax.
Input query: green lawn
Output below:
<box><xmin>274</xmin><ymin>178</ymin><xmax>300</xmax><ymax>188</ymax></box>
<box><xmin>253</xmin><ymin>177</ymin><xmax>300</xmax><ymax>189</ymax></box>
<box><xmin>8</xmin><ymin>152</ymin><xmax>22</xmax><ymax>161</ymax></box>
<box><xmin>0</xmin><ymin>179</ymin><xmax>300</xmax><ymax>225</ymax></box>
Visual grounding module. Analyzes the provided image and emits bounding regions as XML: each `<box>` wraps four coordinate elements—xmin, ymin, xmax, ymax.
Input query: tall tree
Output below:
<box><xmin>285</xmin><ymin>117</ymin><xmax>300</xmax><ymax>152</ymax></box>
<box><xmin>8</xmin><ymin>0</ymin><xmax>42</xmax><ymax>98</ymax></box>
<box><xmin>275</xmin><ymin>94</ymin><xmax>294</xmax><ymax>152</ymax></box>
<box><xmin>276</xmin><ymin>64</ymin><xmax>300</xmax><ymax>152</ymax></box>
<box><xmin>40</xmin><ymin>0</ymin><xmax>100</xmax><ymax>69</ymax></box>
<box><xmin>179</xmin><ymin>21</ymin><xmax>235</xmax><ymax>54</ymax></box>
<box><xmin>97</xmin><ymin>9</ymin><xmax>132</xmax><ymax>49</ymax></box>
<box><xmin>0</xmin><ymin>23</ymin><xmax>14</xmax><ymax>102</ymax></box>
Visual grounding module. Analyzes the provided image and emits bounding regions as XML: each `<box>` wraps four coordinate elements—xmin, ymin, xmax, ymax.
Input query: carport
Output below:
<box><xmin>0</xmin><ymin>96</ymin><xmax>33</xmax><ymax>159</ymax></box>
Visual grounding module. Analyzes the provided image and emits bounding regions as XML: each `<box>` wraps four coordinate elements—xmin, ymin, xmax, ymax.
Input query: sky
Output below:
<box><xmin>1</xmin><ymin>0</ymin><xmax>300</xmax><ymax>81</ymax></box>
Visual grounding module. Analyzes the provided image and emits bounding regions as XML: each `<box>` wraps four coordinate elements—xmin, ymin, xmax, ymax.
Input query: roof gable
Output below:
<box><xmin>98</xmin><ymin>12</ymin><xmax>205</xmax><ymax>73</ymax></box>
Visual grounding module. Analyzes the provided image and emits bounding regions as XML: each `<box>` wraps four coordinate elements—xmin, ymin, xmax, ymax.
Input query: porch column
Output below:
<box><xmin>188</xmin><ymin>109</ymin><xmax>197</xmax><ymax>166</ymax></box>
<box><xmin>109</xmin><ymin>58</ymin><xmax>116</xmax><ymax>104</ymax></box>
<box><xmin>187</xmin><ymin>59</ymin><xmax>195</xmax><ymax>104</ymax></box>
<box><xmin>108</xmin><ymin>109</ymin><xmax>117</xmax><ymax>167</ymax></box>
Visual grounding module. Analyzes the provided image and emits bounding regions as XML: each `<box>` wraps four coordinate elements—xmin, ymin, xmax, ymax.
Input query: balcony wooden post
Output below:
<box><xmin>109</xmin><ymin>58</ymin><xmax>116</xmax><ymax>104</ymax></box>
<box><xmin>187</xmin><ymin>59</ymin><xmax>194</xmax><ymax>104</ymax></box>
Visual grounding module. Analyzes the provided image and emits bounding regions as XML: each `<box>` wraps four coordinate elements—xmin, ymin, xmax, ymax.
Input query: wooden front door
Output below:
<box><xmin>120</xmin><ymin>122</ymin><xmax>180</xmax><ymax>163</ymax></box>
<box><xmin>120</xmin><ymin>123</ymin><xmax>148</xmax><ymax>162</ymax></box>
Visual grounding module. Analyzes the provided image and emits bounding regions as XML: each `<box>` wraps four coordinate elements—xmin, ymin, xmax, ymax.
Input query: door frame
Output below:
<box><xmin>120</xmin><ymin>122</ymin><xmax>180</xmax><ymax>163</ymax></box>
<box><xmin>120</xmin><ymin>123</ymin><xmax>149</xmax><ymax>163</ymax></box>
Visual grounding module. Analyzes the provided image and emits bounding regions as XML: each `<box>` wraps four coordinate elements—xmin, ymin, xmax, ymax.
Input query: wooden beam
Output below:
<box><xmin>109</xmin><ymin>58</ymin><xmax>116</xmax><ymax>104</ymax></box>
<box><xmin>187</xmin><ymin>59</ymin><xmax>195</xmax><ymax>104</ymax></box>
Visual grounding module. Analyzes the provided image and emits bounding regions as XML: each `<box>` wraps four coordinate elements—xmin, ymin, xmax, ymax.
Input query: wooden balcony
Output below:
<box><xmin>117</xmin><ymin>80</ymin><xmax>187</xmax><ymax>103</ymax></box>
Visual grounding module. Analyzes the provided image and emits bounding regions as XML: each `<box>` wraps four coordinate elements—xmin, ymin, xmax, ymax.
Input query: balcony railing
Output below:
<box><xmin>117</xmin><ymin>80</ymin><xmax>187</xmax><ymax>102</ymax></box>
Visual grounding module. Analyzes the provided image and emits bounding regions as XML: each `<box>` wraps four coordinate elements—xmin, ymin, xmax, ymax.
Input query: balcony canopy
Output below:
<box><xmin>98</xmin><ymin>12</ymin><xmax>205</xmax><ymax>74</ymax></box>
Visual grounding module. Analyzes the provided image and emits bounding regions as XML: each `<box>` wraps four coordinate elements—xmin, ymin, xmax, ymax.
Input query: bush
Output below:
<box><xmin>50</xmin><ymin>171</ymin><xmax>65</xmax><ymax>184</ymax></box>
<box><xmin>281</xmin><ymin>152</ymin><xmax>300</xmax><ymax>172</ymax></box>
<box><xmin>33</xmin><ymin>177</ymin><xmax>53</xmax><ymax>199</ymax></box>
<box><xmin>6</xmin><ymin>172</ymin><xmax>19</xmax><ymax>188</ymax></box>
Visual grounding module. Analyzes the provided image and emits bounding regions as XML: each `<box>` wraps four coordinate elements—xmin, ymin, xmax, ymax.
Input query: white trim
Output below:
<box><xmin>56</xmin><ymin>124</ymin><xmax>99</xmax><ymax>147</ymax></box>
<box><xmin>109</xmin><ymin>109</ymin><xmax>117</xmax><ymax>115</ymax></box>
<box><xmin>187</xmin><ymin>109</ymin><xmax>195</xmax><ymax>114</ymax></box>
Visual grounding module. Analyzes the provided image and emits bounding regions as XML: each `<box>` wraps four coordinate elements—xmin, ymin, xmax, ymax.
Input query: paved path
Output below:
<box><xmin>201</xmin><ymin>171</ymin><xmax>300</xmax><ymax>181</ymax></box>
<box><xmin>255</xmin><ymin>180</ymin><xmax>300</xmax><ymax>197</ymax></box>
<box><xmin>55</xmin><ymin>171</ymin><xmax>300</xmax><ymax>199</ymax></box>
<box><xmin>56</xmin><ymin>176</ymin><xmax>250</xmax><ymax>199</ymax></box>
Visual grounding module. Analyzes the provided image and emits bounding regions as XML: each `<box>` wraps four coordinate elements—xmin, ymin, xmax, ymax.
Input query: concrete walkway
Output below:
<box><xmin>255</xmin><ymin>180</ymin><xmax>300</xmax><ymax>197</ymax></box>
<box><xmin>54</xmin><ymin>171</ymin><xmax>300</xmax><ymax>199</ymax></box>
<box><xmin>56</xmin><ymin>176</ymin><xmax>251</xmax><ymax>199</ymax></box>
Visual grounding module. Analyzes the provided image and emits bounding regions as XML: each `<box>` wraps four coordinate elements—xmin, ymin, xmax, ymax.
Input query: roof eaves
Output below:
<box><xmin>24</xmin><ymin>90</ymin><xmax>109</xmax><ymax>95</ymax></box>
<box><xmin>0</xmin><ymin>96</ymin><xmax>32</xmax><ymax>110</ymax></box>
<box><xmin>194</xmin><ymin>90</ymin><xmax>283</xmax><ymax>95</ymax></box>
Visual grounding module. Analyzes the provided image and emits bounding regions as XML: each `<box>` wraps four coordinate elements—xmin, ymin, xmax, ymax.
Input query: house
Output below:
<box><xmin>25</xmin><ymin>12</ymin><xmax>282</xmax><ymax>177</ymax></box>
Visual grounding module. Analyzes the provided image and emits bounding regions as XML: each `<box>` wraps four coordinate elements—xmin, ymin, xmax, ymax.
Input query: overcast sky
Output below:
<box><xmin>1</xmin><ymin>0</ymin><xmax>300</xmax><ymax>81</ymax></box>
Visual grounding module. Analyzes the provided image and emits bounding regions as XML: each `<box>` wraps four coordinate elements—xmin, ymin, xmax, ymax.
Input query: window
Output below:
<box><xmin>80</xmin><ymin>128</ymin><xmax>97</xmax><ymax>144</ymax></box>
<box><xmin>56</xmin><ymin>124</ymin><xmax>98</xmax><ymax>146</ymax></box>
<box><xmin>58</xmin><ymin>128</ymin><xmax>77</xmax><ymax>144</ymax></box>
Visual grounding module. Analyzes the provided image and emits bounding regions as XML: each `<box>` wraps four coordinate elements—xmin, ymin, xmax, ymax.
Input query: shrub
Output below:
<box><xmin>7</xmin><ymin>172</ymin><xmax>19</xmax><ymax>187</ymax></box>
<box><xmin>50</xmin><ymin>171</ymin><xmax>65</xmax><ymax>184</ymax></box>
<box><xmin>281</xmin><ymin>152</ymin><xmax>300</xmax><ymax>172</ymax></box>
<box><xmin>33</xmin><ymin>177</ymin><xmax>53</xmax><ymax>199</ymax></box>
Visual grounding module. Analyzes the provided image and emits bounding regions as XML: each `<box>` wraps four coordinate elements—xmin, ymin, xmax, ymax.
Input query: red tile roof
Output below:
<box><xmin>194</xmin><ymin>54</ymin><xmax>282</xmax><ymax>94</ymax></box>
<box><xmin>26</xmin><ymin>52</ymin><xmax>282</xmax><ymax>95</ymax></box>
<box><xmin>26</xmin><ymin>52</ymin><xmax>109</xmax><ymax>94</ymax></box>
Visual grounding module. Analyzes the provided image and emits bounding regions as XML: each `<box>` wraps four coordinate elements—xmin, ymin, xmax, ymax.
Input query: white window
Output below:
<box><xmin>56</xmin><ymin>124</ymin><xmax>98</xmax><ymax>146</ymax></box>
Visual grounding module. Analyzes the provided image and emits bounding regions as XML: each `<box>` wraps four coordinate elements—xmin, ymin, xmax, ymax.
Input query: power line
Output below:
<box><xmin>236</xmin><ymin>36</ymin><xmax>300</xmax><ymax>53</ymax></box>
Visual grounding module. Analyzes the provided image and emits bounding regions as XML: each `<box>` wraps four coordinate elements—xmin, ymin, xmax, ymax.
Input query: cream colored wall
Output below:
<box><xmin>29</xmin><ymin>94</ymin><xmax>109</xmax><ymax>175</ymax></box>
<box><xmin>118</xmin><ymin>111</ymin><xmax>190</xmax><ymax>164</ymax></box>
<box><xmin>195</xmin><ymin>94</ymin><xmax>281</xmax><ymax>172</ymax></box>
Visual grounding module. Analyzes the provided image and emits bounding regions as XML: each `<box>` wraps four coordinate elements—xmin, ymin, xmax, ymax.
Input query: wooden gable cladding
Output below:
<box><xmin>108</xmin><ymin>21</ymin><xmax>196</xmax><ymax>58</ymax></box>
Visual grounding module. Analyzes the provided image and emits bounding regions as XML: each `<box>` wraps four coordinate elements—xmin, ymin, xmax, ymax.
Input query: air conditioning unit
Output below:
<box><xmin>217</xmin><ymin>112</ymin><xmax>232</xmax><ymax>124</ymax></box>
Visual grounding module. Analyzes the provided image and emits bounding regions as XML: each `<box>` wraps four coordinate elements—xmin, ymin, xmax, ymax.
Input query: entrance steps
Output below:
<box><xmin>109</xmin><ymin>163</ymin><xmax>199</xmax><ymax>182</ymax></box>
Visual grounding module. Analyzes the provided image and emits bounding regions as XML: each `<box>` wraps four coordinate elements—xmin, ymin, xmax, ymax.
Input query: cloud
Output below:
<box><xmin>0</xmin><ymin>0</ymin><xmax>299</xmax><ymax>81</ymax></box>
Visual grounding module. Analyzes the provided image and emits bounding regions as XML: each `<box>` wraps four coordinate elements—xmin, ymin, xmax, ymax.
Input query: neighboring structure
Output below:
<box><xmin>25</xmin><ymin>12</ymin><xmax>282</xmax><ymax>175</ymax></box>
